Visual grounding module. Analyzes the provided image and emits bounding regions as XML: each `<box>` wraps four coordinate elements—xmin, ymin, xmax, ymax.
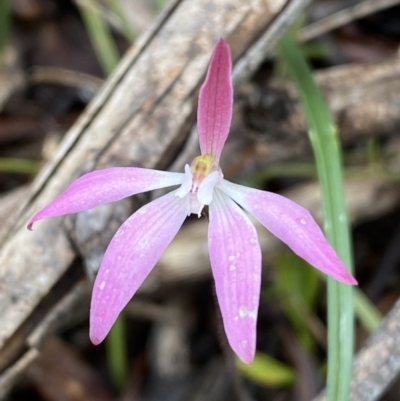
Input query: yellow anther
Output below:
<box><xmin>189</xmin><ymin>154</ymin><xmax>220</xmax><ymax>193</ymax></box>
<box><xmin>191</xmin><ymin>154</ymin><xmax>215</xmax><ymax>176</ymax></box>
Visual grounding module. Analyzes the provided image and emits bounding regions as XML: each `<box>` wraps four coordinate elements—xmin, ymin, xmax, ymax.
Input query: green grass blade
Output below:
<box><xmin>105</xmin><ymin>0</ymin><xmax>136</xmax><ymax>43</ymax></box>
<box><xmin>77</xmin><ymin>0</ymin><xmax>119</xmax><ymax>76</ymax></box>
<box><xmin>275</xmin><ymin>252</ymin><xmax>320</xmax><ymax>352</ymax></box>
<box><xmin>105</xmin><ymin>314</ymin><xmax>129</xmax><ymax>390</ymax></box>
<box><xmin>0</xmin><ymin>157</ymin><xmax>40</xmax><ymax>174</ymax></box>
<box><xmin>237</xmin><ymin>352</ymin><xmax>296</xmax><ymax>387</ymax></box>
<box><xmin>354</xmin><ymin>289</ymin><xmax>381</xmax><ymax>332</ymax></box>
<box><xmin>0</xmin><ymin>0</ymin><xmax>11</xmax><ymax>67</ymax></box>
<box><xmin>277</xmin><ymin>33</ymin><xmax>354</xmax><ymax>401</ymax></box>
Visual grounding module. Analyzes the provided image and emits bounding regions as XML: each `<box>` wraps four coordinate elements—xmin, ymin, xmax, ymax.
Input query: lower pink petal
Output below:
<box><xmin>208</xmin><ymin>189</ymin><xmax>262</xmax><ymax>364</ymax></box>
<box><xmin>219</xmin><ymin>180</ymin><xmax>357</xmax><ymax>285</ymax></box>
<box><xmin>90</xmin><ymin>190</ymin><xmax>188</xmax><ymax>344</ymax></box>
<box><xmin>28</xmin><ymin>168</ymin><xmax>183</xmax><ymax>229</ymax></box>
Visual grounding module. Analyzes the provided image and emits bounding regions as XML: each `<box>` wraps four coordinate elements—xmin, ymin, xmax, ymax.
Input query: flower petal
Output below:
<box><xmin>219</xmin><ymin>180</ymin><xmax>357</xmax><ymax>285</ymax></box>
<box><xmin>208</xmin><ymin>189</ymin><xmax>261</xmax><ymax>364</ymax></box>
<box><xmin>175</xmin><ymin>164</ymin><xmax>192</xmax><ymax>198</ymax></box>
<box><xmin>197</xmin><ymin>39</ymin><xmax>233</xmax><ymax>162</ymax></box>
<box><xmin>197</xmin><ymin>170</ymin><xmax>223</xmax><ymax>205</ymax></box>
<box><xmin>28</xmin><ymin>168</ymin><xmax>183</xmax><ymax>229</ymax></box>
<box><xmin>90</xmin><ymin>190</ymin><xmax>188</xmax><ymax>344</ymax></box>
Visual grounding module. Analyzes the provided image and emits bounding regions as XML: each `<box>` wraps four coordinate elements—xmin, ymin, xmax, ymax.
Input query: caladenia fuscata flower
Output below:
<box><xmin>28</xmin><ymin>39</ymin><xmax>357</xmax><ymax>364</ymax></box>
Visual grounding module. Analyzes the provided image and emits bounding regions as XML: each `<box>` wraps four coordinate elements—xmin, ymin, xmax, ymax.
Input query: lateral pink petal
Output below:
<box><xmin>219</xmin><ymin>180</ymin><xmax>357</xmax><ymax>285</ymax></box>
<box><xmin>90</xmin><ymin>190</ymin><xmax>188</xmax><ymax>344</ymax></box>
<box><xmin>197</xmin><ymin>39</ymin><xmax>233</xmax><ymax>161</ymax></box>
<box><xmin>28</xmin><ymin>168</ymin><xmax>183</xmax><ymax>229</ymax></box>
<box><xmin>208</xmin><ymin>189</ymin><xmax>262</xmax><ymax>364</ymax></box>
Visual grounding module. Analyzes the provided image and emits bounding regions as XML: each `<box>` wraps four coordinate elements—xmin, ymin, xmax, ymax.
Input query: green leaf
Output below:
<box><xmin>77</xmin><ymin>0</ymin><xmax>120</xmax><ymax>76</ymax></box>
<box><xmin>0</xmin><ymin>157</ymin><xmax>40</xmax><ymax>174</ymax></box>
<box><xmin>237</xmin><ymin>352</ymin><xmax>296</xmax><ymax>387</ymax></box>
<box><xmin>0</xmin><ymin>0</ymin><xmax>10</xmax><ymax>67</ymax></box>
<box><xmin>275</xmin><ymin>252</ymin><xmax>320</xmax><ymax>352</ymax></box>
<box><xmin>278</xmin><ymin>33</ymin><xmax>354</xmax><ymax>401</ymax></box>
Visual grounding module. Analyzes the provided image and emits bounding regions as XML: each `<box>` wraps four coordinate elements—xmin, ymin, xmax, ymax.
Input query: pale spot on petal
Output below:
<box><xmin>239</xmin><ymin>306</ymin><xmax>248</xmax><ymax>318</ymax></box>
<box><xmin>238</xmin><ymin>306</ymin><xmax>257</xmax><ymax>320</ymax></box>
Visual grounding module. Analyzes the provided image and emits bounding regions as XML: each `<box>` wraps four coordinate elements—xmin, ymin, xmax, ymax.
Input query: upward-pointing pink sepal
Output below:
<box><xmin>197</xmin><ymin>39</ymin><xmax>233</xmax><ymax>162</ymax></box>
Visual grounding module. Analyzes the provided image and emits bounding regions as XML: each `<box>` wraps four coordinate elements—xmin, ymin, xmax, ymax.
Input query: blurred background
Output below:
<box><xmin>1</xmin><ymin>0</ymin><xmax>400</xmax><ymax>400</ymax></box>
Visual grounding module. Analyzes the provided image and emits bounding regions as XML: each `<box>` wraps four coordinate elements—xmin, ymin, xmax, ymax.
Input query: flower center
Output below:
<box><xmin>190</xmin><ymin>154</ymin><xmax>220</xmax><ymax>193</ymax></box>
<box><xmin>176</xmin><ymin>154</ymin><xmax>223</xmax><ymax>216</ymax></box>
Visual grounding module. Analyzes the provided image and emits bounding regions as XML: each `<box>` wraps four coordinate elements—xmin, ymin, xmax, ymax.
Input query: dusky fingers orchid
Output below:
<box><xmin>28</xmin><ymin>39</ymin><xmax>357</xmax><ymax>364</ymax></box>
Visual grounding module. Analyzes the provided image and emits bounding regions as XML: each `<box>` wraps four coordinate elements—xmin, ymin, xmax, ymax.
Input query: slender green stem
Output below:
<box><xmin>0</xmin><ymin>157</ymin><xmax>40</xmax><ymax>174</ymax></box>
<box><xmin>237</xmin><ymin>352</ymin><xmax>296</xmax><ymax>387</ymax></box>
<box><xmin>152</xmin><ymin>0</ymin><xmax>168</xmax><ymax>12</ymax></box>
<box><xmin>354</xmin><ymin>290</ymin><xmax>381</xmax><ymax>332</ymax></box>
<box><xmin>77</xmin><ymin>0</ymin><xmax>119</xmax><ymax>76</ymax></box>
<box><xmin>0</xmin><ymin>0</ymin><xmax>11</xmax><ymax>68</ymax></box>
<box><xmin>278</xmin><ymin>33</ymin><xmax>354</xmax><ymax>401</ymax></box>
<box><xmin>105</xmin><ymin>0</ymin><xmax>136</xmax><ymax>43</ymax></box>
<box><xmin>105</xmin><ymin>314</ymin><xmax>129</xmax><ymax>390</ymax></box>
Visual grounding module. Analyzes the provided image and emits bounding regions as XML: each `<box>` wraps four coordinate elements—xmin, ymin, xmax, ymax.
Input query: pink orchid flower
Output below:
<box><xmin>28</xmin><ymin>39</ymin><xmax>357</xmax><ymax>364</ymax></box>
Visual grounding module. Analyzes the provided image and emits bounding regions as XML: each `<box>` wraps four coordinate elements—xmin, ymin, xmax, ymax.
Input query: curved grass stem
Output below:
<box><xmin>278</xmin><ymin>33</ymin><xmax>354</xmax><ymax>401</ymax></box>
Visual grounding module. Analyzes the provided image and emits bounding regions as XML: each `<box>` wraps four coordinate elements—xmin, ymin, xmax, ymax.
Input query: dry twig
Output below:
<box><xmin>298</xmin><ymin>0</ymin><xmax>400</xmax><ymax>42</ymax></box>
